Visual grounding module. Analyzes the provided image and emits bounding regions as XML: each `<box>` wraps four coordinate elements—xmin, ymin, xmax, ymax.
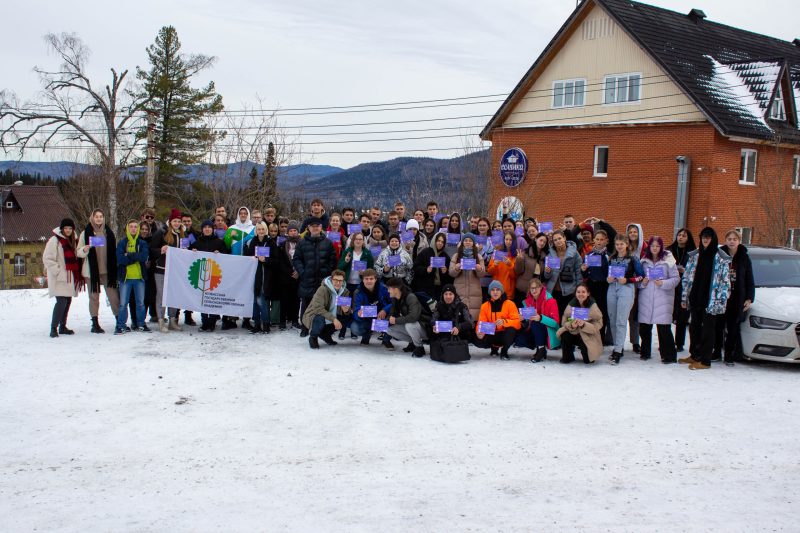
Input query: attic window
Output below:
<box><xmin>4</xmin><ymin>201</ymin><xmax>12</xmax><ymax>209</ymax></box>
<box><xmin>770</xmin><ymin>85</ymin><xmax>786</xmax><ymax>120</ymax></box>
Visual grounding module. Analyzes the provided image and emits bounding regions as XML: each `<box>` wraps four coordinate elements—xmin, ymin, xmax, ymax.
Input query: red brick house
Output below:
<box><xmin>481</xmin><ymin>0</ymin><xmax>800</xmax><ymax>248</ymax></box>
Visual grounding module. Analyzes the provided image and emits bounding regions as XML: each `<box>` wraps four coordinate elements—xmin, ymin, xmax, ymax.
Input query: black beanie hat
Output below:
<box><xmin>60</xmin><ymin>218</ymin><xmax>75</xmax><ymax>230</ymax></box>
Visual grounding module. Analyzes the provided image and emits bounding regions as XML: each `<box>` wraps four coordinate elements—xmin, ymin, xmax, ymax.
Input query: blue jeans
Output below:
<box><xmin>607</xmin><ymin>282</ymin><xmax>635</xmax><ymax>352</ymax></box>
<box><xmin>118</xmin><ymin>279</ymin><xmax>145</xmax><ymax>329</ymax></box>
<box><xmin>515</xmin><ymin>321</ymin><xmax>547</xmax><ymax>349</ymax></box>
<box><xmin>255</xmin><ymin>295</ymin><xmax>271</xmax><ymax>325</ymax></box>
<box><xmin>351</xmin><ymin>319</ymin><xmax>373</xmax><ymax>341</ymax></box>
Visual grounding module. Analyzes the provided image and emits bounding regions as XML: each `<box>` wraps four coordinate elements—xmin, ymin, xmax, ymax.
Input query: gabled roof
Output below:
<box><xmin>482</xmin><ymin>0</ymin><xmax>800</xmax><ymax>144</ymax></box>
<box><xmin>1</xmin><ymin>185</ymin><xmax>73</xmax><ymax>244</ymax></box>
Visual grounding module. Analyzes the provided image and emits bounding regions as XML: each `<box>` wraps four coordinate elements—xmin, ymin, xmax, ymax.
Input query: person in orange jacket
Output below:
<box><xmin>475</xmin><ymin>280</ymin><xmax>521</xmax><ymax>359</ymax></box>
<box><xmin>487</xmin><ymin>231</ymin><xmax>518</xmax><ymax>298</ymax></box>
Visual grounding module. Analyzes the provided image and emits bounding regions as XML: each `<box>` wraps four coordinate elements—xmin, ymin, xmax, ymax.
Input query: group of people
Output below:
<box><xmin>43</xmin><ymin>198</ymin><xmax>755</xmax><ymax>369</ymax></box>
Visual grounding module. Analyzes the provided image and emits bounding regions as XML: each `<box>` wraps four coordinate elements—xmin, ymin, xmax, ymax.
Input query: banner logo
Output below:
<box><xmin>188</xmin><ymin>258</ymin><xmax>223</xmax><ymax>305</ymax></box>
<box><xmin>499</xmin><ymin>147</ymin><xmax>528</xmax><ymax>187</ymax></box>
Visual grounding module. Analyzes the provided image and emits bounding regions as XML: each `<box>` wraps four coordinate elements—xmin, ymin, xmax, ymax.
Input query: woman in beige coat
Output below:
<box><xmin>43</xmin><ymin>218</ymin><xmax>84</xmax><ymax>338</ymax></box>
<box><xmin>448</xmin><ymin>234</ymin><xmax>487</xmax><ymax>321</ymax></box>
<box><xmin>557</xmin><ymin>282</ymin><xmax>603</xmax><ymax>364</ymax></box>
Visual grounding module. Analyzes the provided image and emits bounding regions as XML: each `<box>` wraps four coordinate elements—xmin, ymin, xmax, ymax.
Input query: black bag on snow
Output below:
<box><xmin>430</xmin><ymin>335</ymin><xmax>471</xmax><ymax>363</ymax></box>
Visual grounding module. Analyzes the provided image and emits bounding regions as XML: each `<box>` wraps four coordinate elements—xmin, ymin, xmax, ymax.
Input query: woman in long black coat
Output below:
<box><xmin>413</xmin><ymin>232</ymin><xmax>452</xmax><ymax>300</ymax></box>
<box><xmin>713</xmin><ymin>230</ymin><xmax>755</xmax><ymax>365</ymax></box>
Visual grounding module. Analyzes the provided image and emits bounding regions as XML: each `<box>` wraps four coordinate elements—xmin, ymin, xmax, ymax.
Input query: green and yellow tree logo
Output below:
<box><xmin>188</xmin><ymin>258</ymin><xmax>223</xmax><ymax>305</ymax></box>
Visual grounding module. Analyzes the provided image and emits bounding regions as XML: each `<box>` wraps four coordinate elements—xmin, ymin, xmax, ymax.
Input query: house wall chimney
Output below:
<box><xmin>688</xmin><ymin>8</ymin><xmax>707</xmax><ymax>22</ymax></box>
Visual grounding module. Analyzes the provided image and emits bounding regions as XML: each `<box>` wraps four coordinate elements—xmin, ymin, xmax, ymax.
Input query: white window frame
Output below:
<box><xmin>593</xmin><ymin>145</ymin><xmax>609</xmax><ymax>177</ymax></box>
<box><xmin>770</xmin><ymin>85</ymin><xmax>786</xmax><ymax>121</ymax></box>
<box><xmin>12</xmin><ymin>254</ymin><xmax>26</xmax><ymax>277</ymax></box>
<box><xmin>739</xmin><ymin>149</ymin><xmax>757</xmax><ymax>185</ymax></box>
<box><xmin>788</xmin><ymin>228</ymin><xmax>800</xmax><ymax>251</ymax></box>
<box><xmin>602</xmin><ymin>73</ymin><xmax>642</xmax><ymax>105</ymax></box>
<box><xmin>552</xmin><ymin>78</ymin><xmax>587</xmax><ymax>109</ymax></box>
<box><xmin>792</xmin><ymin>155</ymin><xmax>800</xmax><ymax>190</ymax></box>
<box><xmin>735</xmin><ymin>227</ymin><xmax>753</xmax><ymax>245</ymax></box>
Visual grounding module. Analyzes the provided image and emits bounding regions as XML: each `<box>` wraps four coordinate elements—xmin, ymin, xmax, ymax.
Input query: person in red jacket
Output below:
<box><xmin>475</xmin><ymin>280</ymin><xmax>521</xmax><ymax>360</ymax></box>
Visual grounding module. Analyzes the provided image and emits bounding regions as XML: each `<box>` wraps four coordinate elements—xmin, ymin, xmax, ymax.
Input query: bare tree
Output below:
<box><xmin>0</xmin><ymin>33</ymin><xmax>147</xmax><ymax>232</ymax></box>
<box><xmin>756</xmin><ymin>139</ymin><xmax>798</xmax><ymax>246</ymax></box>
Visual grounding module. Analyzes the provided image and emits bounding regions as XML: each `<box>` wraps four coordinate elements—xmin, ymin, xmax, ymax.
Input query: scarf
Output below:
<box><xmin>489</xmin><ymin>293</ymin><xmax>507</xmax><ymax>313</ymax></box>
<box><xmin>85</xmin><ymin>223</ymin><xmax>117</xmax><ymax>292</ymax></box>
<box><xmin>461</xmin><ymin>247</ymin><xmax>474</xmax><ymax>259</ymax></box>
<box><xmin>689</xmin><ymin>229</ymin><xmax>718</xmax><ymax>309</ymax></box>
<box><xmin>591</xmin><ymin>244</ymin><xmax>607</xmax><ymax>255</ymax></box>
<box><xmin>58</xmin><ymin>233</ymin><xmax>85</xmax><ymax>292</ymax></box>
<box><xmin>433</xmin><ymin>246</ymin><xmax>443</xmax><ymax>286</ymax></box>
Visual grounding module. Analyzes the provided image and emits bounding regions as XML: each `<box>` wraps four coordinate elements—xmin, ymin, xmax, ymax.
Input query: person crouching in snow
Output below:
<box><xmin>475</xmin><ymin>280</ymin><xmax>521</xmax><ymax>360</ymax></box>
<box><xmin>43</xmin><ymin>218</ymin><xmax>85</xmax><ymax>337</ymax></box>
<box><xmin>557</xmin><ymin>282</ymin><xmax>603</xmax><ymax>365</ymax></box>
<box><xmin>515</xmin><ymin>277</ymin><xmax>560</xmax><ymax>363</ymax></box>
<box><xmin>301</xmin><ymin>269</ymin><xmax>352</xmax><ymax>349</ymax></box>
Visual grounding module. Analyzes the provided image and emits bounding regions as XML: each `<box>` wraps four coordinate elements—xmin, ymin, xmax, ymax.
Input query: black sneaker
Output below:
<box><xmin>58</xmin><ymin>326</ymin><xmax>75</xmax><ymax>335</ymax></box>
<box><xmin>114</xmin><ymin>327</ymin><xmax>126</xmax><ymax>335</ymax></box>
<box><xmin>136</xmin><ymin>325</ymin><xmax>152</xmax><ymax>332</ymax></box>
<box><xmin>50</xmin><ymin>328</ymin><xmax>58</xmax><ymax>338</ymax></box>
<box><xmin>249</xmin><ymin>325</ymin><xmax>262</xmax><ymax>335</ymax></box>
<box><xmin>402</xmin><ymin>343</ymin><xmax>415</xmax><ymax>353</ymax></box>
<box><xmin>199</xmin><ymin>325</ymin><xmax>215</xmax><ymax>332</ymax></box>
<box><xmin>360</xmin><ymin>337</ymin><xmax>370</xmax><ymax>345</ymax></box>
<box><xmin>309</xmin><ymin>336</ymin><xmax>320</xmax><ymax>349</ymax></box>
<box><xmin>299</xmin><ymin>327</ymin><xmax>309</xmax><ymax>338</ymax></box>
<box><xmin>500</xmin><ymin>351</ymin><xmax>510</xmax><ymax>361</ymax></box>
<box><xmin>291</xmin><ymin>321</ymin><xmax>301</xmax><ymax>330</ymax></box>
<box><xmin>338</xmin><ymin>330</ymin><xmax>347</xmax><ymax>340</ymax></box>
<box><xmin>610</xmin><ymin>352</ymin><xmax>622</xmax><ymax>365</ymax></box>
<box><xmin>490</xmin><ymin>347</ymin><xmax>499</xmax><ymax>356</ymax></box>
<box><xmin>382</xmin><ymin>338</ymin><xmax>395</xmax><ymax>351</ymax></box>
<box><xmin>412</xmin><ymin>345</ymin><xmax>426</xmax><ymax>358</ymax></box>
<box><xmin>278</xmin><ymin>323</ymin><xmax>287</xmax><ymax>331</ymax></box>
<box><xmin>632</xmin><ymin>344</ymin><xmax>641</xmax><ymax>354</ymax></box>
<box><xmin>125</xmin><ymin>326</ymin><xmax>132</xmax><ymax>333</ymax></box>
<box><xmin>184</xmin><ymin>313</ymin><xmax>196</xmax><ymax>326</ymax></box>
<box><xmin>320</xmin><ymin>333</ymin><xmax>338</xmax><ymax>346</ymax></box>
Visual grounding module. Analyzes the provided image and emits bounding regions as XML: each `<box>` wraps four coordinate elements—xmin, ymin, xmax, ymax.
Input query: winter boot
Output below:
<box><xmin>320</xmin><ymin>325</ymin><xmax>338</xmax><ymax>346</ymax></box>
<box><xmin>242</xmin><ymin>318</ymin><xmax>252</xmax><ymax>331</ymax></box>
<box><xmin>678</xmin><ymin>355</ymin><xmax>697</xmax><ymax>364</ymax></box>
<box><xmin>382</xmin><ymin>336</ymin><xmax>395</xmax><ymax>351</ymax></box>
<box><xmin>58</xmin><ymin>325</ymin><xmax>75</xmax><ymax>335</ymax></box>
<box><xmin>500</xmin><ymin>348</ymin><xmax>510</xmax><ymax>361</ymax></box>
<box><xmin>249</xmin><ymin>322</ymin><xmax>262</xmax><ymax>335</ymax></box>
<box><xmin>412</xmin><ymin>345</ymin><xmax>426</xmax><ymax>358</ymax></box>
<box><xmin>50</xmin><ymin>327</ymin><xmax>59</xmax><ymax>338</ymax></box>
<box><xmin>309</xmin><ymin>336</ymin><xmax>320</xmax><ymax>349</ymax></box>
<box><xmin>261</xmin><ymin>323</ymin><xmax>271</xmax><ymax>334</ymax></box>
<box><xmin>184</xmin><ymin>311</ymin><xmax>196</xmax><ymax>326</ymax></box>
<box><xmin>91</xmin><ymin>317</ymin><xmax>105</xmax><ymax>334</ymax></box>
<box><xmin>531</xmin><ymin>346</ymin><xmax>547</xmax><ymax>363</ymax></box>
<box><xmin>402</xmin><ymin>342</ymin><xmax>416</xmax><ymax>353</ymax></box>
<box><xmin>299</xmin><ymin>326</ymin><xmax>310</xmax><ymax>338</ymax></box>
<box><xmin>168</xmin><ymin>318</ymin><xmax>182</xmax><ymax>331</ymax></box>
<box><xmin>490</xmin><ymin>346</ymin><xmax>499</xmax><ymax>356</ymax></box>
<box><xmin>689</xmin><ymin>361</ymin><xmax>710</xmax><ymax>370</ymax></box>
<box><xmin>159</xmin><ymin>319</ymin><xmax>169</xmax><ymax>333</ymax></box>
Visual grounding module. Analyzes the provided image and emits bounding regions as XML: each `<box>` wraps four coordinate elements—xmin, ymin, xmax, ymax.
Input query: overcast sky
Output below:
<box><xmin>2</xmin><ymin>0</ymin><xmax>797</xmax><ymax>169</ymax></box>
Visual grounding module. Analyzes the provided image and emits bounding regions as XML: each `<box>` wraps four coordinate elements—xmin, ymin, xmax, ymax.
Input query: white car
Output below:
<box><xmin>740</xmin><ymin>246</ymin><xmax>800</xmax><ymax>364</ymax></box>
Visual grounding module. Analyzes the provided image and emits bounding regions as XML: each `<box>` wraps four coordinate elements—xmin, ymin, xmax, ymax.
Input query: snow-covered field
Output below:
<box><xmin>1</xmin><ymin>289</ymin><xmax>798</xmax><ymax>532</ymax></box>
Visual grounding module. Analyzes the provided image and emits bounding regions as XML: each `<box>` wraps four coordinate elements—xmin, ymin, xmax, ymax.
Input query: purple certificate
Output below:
<box><xmin>474</xmin><ymin>235</ymin><xmax>488</xmax><ymax>246</ymax></box>
<box><xmin>387</xmin><ymin>254</ymin><xmax>402</xmax><ymax>267</ymax></box>
<box><xmin>478</xmin><ymin>321</ymin><xmax>496</xmax><ymax>335</ymax></box>
<box><xmin>255</xmin><ymin>246</ymin><xmax>270</xmax><ymax>257</ymax></box>
<box><xmin>491</xmin><ymin>230</ymin><xmax>504</xmax><ymax>246</ymax></box>
<box><xmin>571</xmin><ymin>307</ymin><xmax>590</xmax><ymax>320</ymax></box>
<box><xmin>352</xmin><ymin>260</ymin><xmax>367</xmax><ymax>272</ymax></box>
<box><xmin>277</xmin><ymin>236</ymin><xmax>286</xmax><ymax>246</ymax></box>
<box><xmin>369</xmin><ymin>245</ymin><xmax>383</xmax><ymax>257</ymax></box>
<box><xmin>430</xmin><ymin>256</ymin><xmax>446</xmax><ymax>268</ymax></box>
<box><xmin>648</xmin><ymin>266</ymin><xmax>665</xmax><ymax>280</ymax></box>
<box><xmin>515</xmin><ymin>226</ymin><xmax>524</xmax><ymax>236</ymax></box>
<box><xmin>438</xmin><ymin>228</ymin><xmax>448</xmax><ymax>234</ymax></box>
<box><xmin>179</xmin><ymin>238</ymin><xmax>191</xmax><ymax>249</ymax></box>
<box><xmin>435</xmin><ymin>321</ymin><xmax>453</xmax><ymax>333</ymax></box>
<box><xmin>585</xmin><ymin>254</ymin><xmax>602</xmax><ymax>267</ymax></box>
<box><xmin>400</xmin><ymin>230</ymin><xmax>415</xmax><ymax>243</ymax></box>
<box><xmin>336</xmin><ymin>296</ymin><xmax>351</xmax><ymax>307</ymax></box>
<box><xmin>371</xmin><ymin>319</ymin><xmax>389</xmax><ymax>332</ymax></box>
<box><xmin>460</xmin><ymin>258</ymin><xmax>476</xmax><ymax>270</ymax></box>
<box><xmin>348</xmin><ymin>224</ymin><xmax>363</xmax><ymax>235</ymax></box>
<box><xmin>519</xmin><ymin>307</ymin><xmax>537</xmax><ymax>320</ymax></box>
<box><xmin>361</xmin><ymin>305</ymin><xmax>378</xmax><ymax>318</ymax></box>
<box><xmin>446</xmin><ymin>233</ymin><xmax>462</xmax><ymax>245</ymax></box>
<box><xmin>539</xmin><ymin>222</ymin><xmax>554</xmax><ymax>233</ymax></box>
<box><xmin>186</xmin><ymin>233</ymin><xmax>196</xmax><ymax>246</ymax></box>
<box><xmin>434</xmin><ymin>213</ymin><xmax>445</xmax><ymax>223</ymax></box>
<box><xmin>214</xmin><ymin>229</ymin><xmax>226</xmax><ymax>239</ymax></box>
<box><xmin>609</xmin><ymin>265</ymin><xmax>626</xmax><ymax>278</ymax></box>
<box><xmin>493</xmin><ymin>250</ymin><xmax>508</xmax><ymax>262</ymax></box>
<box><xmin>327</xmin><ymin>231</ymin><xmax>341</xmax><ymax>242</ymax></box>
<box><xmin>89</xmin><ymin>236</ymin><xmax>106</xmax><ymax>247</ymax></box>
<box><xmin>545</xmin><ymin>256</ymin><xmax>561</xmax><ymax>269</ymax></box>
<box><xmin>398</xmin><ymin>221</ymin><xmax>407</xmax><ymax>232</ymax></box>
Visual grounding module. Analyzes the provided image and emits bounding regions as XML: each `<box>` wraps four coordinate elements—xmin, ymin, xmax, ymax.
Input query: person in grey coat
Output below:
<box><xmin>543</xmin><ymin>231</ymin><xmax>583</xmax><ymax>318</ymax></box>
<box><xmin>637</xmin><ymin>236</ymin><xmax>680</xmax><ymax>363</ymax></box>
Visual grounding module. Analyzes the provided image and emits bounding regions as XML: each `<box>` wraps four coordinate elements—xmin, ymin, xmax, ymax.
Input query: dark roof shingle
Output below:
<box><xmin>1</xmin><ymin>185</ymin><xmax>73</xmax><ymax>244</ymax></box>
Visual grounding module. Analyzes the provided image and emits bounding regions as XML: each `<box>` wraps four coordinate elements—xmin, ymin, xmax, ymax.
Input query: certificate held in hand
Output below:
<box><xmin>435</xmin><ymin>321</ymin><xmax>453</xmax><ymax>333</ymax></box>
<box><xmin>400</xmin><ymin>230</ymin><xmax>415</xmax><ymax>243</ymax></box>
<box><xmin>519</xmin><ymin>307</ymin><xmax>537</xmax><ymax>320</ymax></box>
<box><xmin>361</xmin><ymin>305</ymin><xmax>378</xmax><ymax>318</ymax></box>
<box><xmin>348</xmin><ymin>223</ymin><xmax>363</xmax><ymax>235</ymax></box>
<box><xmin>446</xmin><ymin>233</ymin><xmax>461</xmax><ymax>245</ymax></box>
<box><xmin>387</xmin><ymin>254</ymin><xmax>402</xmax><ymax>267</ymax></box>
<box><xmin>474</xmin><ymin>235</ymin><xmax>488</xmax><ymax>246</ymax></box>
<box><xmin>255</xmin><ymin>246</ymin><xmax>270</xmax><ymax>257</ymax></box>
<box><xmin>609</xmin><ymin>265</ymin><xmax>626</xmax><ymax>278</ymax></box>
<box><xmin>585</xmin><ymin>254</ymin><xmax>602</xmax><ymax>267</ymax></box>
<box><xmin>336</xmin><ymin>296</ymin><xmax>352</xmax><ymax>307</ymax></box>
<box><xmin>430</xmin><ymin>256</ymin><xmax>446</xmax><ymax>268</ymax></box>
<box><xmin>647</xmin><ymin>266</ymin><xmax>665</xmax><ymax>280</ymax></box>
<box><xmin>460</xmin><ymin>258</ymin><xmax>476</xmax><ymax>270</ymax></box>
<box><xmin>369</xmin><ymin>245</ymin><xmax>383</xmax><ymax>257</ymax></box>
<box><xmin>571</xmin><ymin>307</ymin><xmax>590</xmax><ymax>321</ymax></box>
<box><xmin>478</xmin><ymin>321</ymin><xmax>496</xmax><ymax>335</ymax></box>
<box><xmin>89</xmin><ymin>236</ymin><xmax>106</xmax><ymax>247</ymax></box>
<box><xmin>538</xmin><ymin>222</ymin><xmax>554</xmax><ymax>233</ymax></box>
<box><xmin>371</xmin><ymin>319</ymin><xmax>389</xmax><ymax>332</ymax></box>
<box><xmin>352</xmin><ymin>260</ymin><xmax>367</xmax><ymax>272</ymax></box>
<box><xmin>179</xmin><ymin>238</ymin><xmax>191</xmax><ymax>249</ymax></box>
<box><xmin>545</xmin><ymin>256</ymin><xmax>561</xmax><ymax>269</ymax></box>
<box><xmin>493</xmin><ymin>250</ymin><xmax>508</xmax><ymax>262</ymax></box>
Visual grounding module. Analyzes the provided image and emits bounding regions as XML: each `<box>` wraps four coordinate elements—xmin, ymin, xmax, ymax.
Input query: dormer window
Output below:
<box><xmin>771</xmin><ymin>85</ymin><xmax>786</xmax><ymax>120</ymax></box>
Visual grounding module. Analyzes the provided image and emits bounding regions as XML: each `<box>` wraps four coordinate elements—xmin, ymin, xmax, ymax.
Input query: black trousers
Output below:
<box><xmin>51</xmin><ymin>296</ymin><xmax>72</xmax><ymax>329</ymax></box>
<box><xmin>689</xmin><ymin>307</ymin><xmax>718</xmax><ymax>365</ymax></box>
<box><xmin>475</xmin><ymin>328</ymin><xmax>517</xmax><ymax>351</ymax></box>
<box><xmin>639</xmin><ymin>323</ymin><xmax>677</xmax><ymax>361</ymax></box>
<box><xmin>281</xmin><ymin>279</ymin><xmax>301</xmax><ymax>325</ymax></box>
<box><xmin>560</xmin><ymin>332</ymin><xmax>590</xmax><ymax>363</ymax></box>
<box><xmin>713</xmin><ymin>301</ymin><xmax>743</xmax><ymax>362</ymax></box>
<box><xmin>674</xmin><ymin>305</ymin><xmax>690</xmax><ymax>349</ymax></box>
<box><xmin>586</xmin><ymin>279</ymin><xmax>610</xmax><ymax>342</ymax></box>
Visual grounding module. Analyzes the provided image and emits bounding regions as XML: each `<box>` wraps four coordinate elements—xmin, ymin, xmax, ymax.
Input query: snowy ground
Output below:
<box><xmin>1</xmin><ymin>289</ymin><xmax>798</xmax><ymax>532</ymax></box>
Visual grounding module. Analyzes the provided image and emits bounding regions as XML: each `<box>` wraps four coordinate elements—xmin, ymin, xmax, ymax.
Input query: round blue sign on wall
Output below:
<box><xmin>499</xmin><ymin>148</ymin><xmax>528</xmax><ymax>187</ymax></box>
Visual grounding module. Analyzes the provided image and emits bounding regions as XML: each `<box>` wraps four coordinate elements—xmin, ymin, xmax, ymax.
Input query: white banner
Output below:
<box><xmin>162</xmin><ymin>247</ymin><xmax>257</xmax><ymax>317</ymax></box>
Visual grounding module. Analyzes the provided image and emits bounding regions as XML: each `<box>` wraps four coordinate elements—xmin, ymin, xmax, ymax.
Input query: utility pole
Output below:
<box><xmin>145</xmin><ymin>111</ymin><xmax>156</xmax><ymax>209</ymax></box>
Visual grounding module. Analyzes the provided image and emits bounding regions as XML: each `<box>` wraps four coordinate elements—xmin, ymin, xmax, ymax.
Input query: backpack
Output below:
<box><xmin>413</xmin><ymin>291</ymin><xmax>436</xmax><ymax>318</ymax></box>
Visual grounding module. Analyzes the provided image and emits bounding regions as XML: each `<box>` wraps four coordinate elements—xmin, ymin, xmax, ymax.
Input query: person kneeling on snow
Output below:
<box><xmin>384</xmin><ymin>277</ymin><xmax>428</xmax><ymax>357</ymax></box>
<box><xmin>515</xmin><ymin>277</ymin><xmax>561</xmax><ymax>363</ymax></box>
<box><xmin>556</xmin><ymin>282</ymin><xmax>604</xmax><ymax>365</ymax></box>
<box><xmin>301</xmin><ymin>269</ymin><xmax>352</xmax><ymax>349</ymax></box>
<box><xmin>475</xmin><ymin>280</ymin><xmax>521</xmax><ymax>360</ymax></box>
<box><xmin>351</xmin><ymin>269</ymin><xmax>392</xmax><ymax>346</ymax></box>
<box><xmin>431</xmin><ymin>284</ymin><xmax>473</xmax><ymax>343</ymax></box>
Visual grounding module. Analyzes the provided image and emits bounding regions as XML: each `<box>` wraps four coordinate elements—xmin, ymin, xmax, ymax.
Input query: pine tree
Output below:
<box><xmin>136</xmin><ymin>26</ymin><xmax>223</xmax><ymax>192</ymax></box>
<box><xmin>263</xmin><ymin>142</ymin><xmax>279</xmax><ymax>208</ymax></box>
<box><xmin>248</xmin><ymin>166</ymin><xmax>258</xmax><ymax>191</ymax></box>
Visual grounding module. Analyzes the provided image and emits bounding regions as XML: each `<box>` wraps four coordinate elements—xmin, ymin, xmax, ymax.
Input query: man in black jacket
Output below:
<box><xmin>385</xmin><ymin>277</ymin><xmax>428</xmax><ymax>357</ymax></box>
<box><xmin>292</xmin><ymin>217</ymin><xmax>337</xmax><ymax>337</ymax></box>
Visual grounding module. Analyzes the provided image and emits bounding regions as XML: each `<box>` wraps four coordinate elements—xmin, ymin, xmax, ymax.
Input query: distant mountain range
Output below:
<box><xmin>0</xmin><ymin>150</ymin><xmax>490</xmax><ymax>209</ymax></box>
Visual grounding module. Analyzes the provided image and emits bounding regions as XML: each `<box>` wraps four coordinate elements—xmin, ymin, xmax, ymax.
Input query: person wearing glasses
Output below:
<box><xmin>301</xmin><ymin>269</ymin><xmax>352</xmax><ymax>349</ymax></box>
<box><xmin>141</xmin><ymin>208</ymin><xmax>164</xmax><ymax>236</ymax></box>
